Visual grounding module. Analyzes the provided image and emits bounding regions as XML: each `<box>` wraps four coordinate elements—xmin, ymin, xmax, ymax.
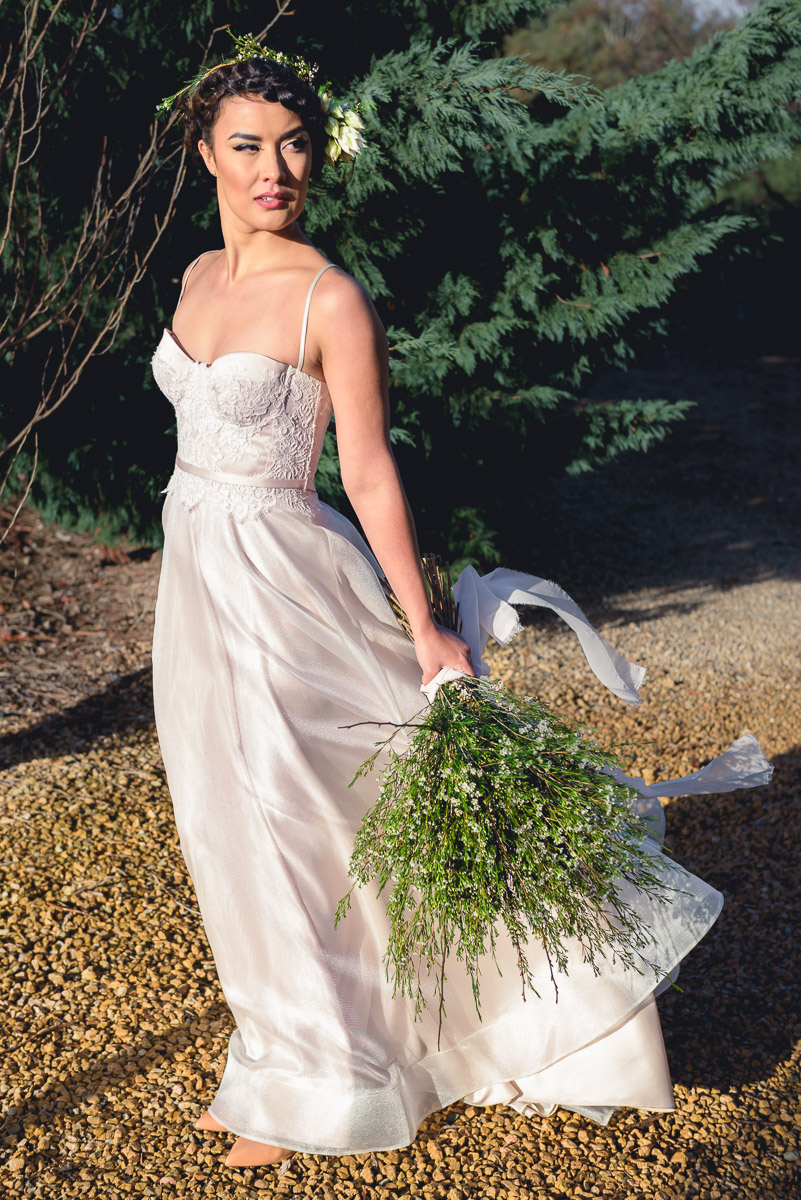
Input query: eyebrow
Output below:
<box><xmin>227</xmin><ymin>126</ymin><xmax>307</xmax><ymax>141</ymax></box>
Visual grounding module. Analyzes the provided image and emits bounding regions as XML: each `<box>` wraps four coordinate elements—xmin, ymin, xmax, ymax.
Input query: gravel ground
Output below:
<box><xmin>1</xmin><ymin>348</ymin><xmax>799</xmax><ymax>1199</ymax></box>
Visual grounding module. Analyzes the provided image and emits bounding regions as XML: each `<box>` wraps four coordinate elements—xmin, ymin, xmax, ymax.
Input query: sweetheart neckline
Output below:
<box><xmin>162</xmin><ymin>329</ymin><xmax>326</xmax><ymax>388</ymax></box>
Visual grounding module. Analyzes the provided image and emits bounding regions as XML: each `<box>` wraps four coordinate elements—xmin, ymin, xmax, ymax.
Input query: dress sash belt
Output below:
<box><xmin>175</xmin><ymin>456</ymin><xmax>313</xmax><ymax>491</ymax></box>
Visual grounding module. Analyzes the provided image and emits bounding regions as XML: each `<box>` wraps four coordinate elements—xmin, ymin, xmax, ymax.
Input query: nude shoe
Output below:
<box><xmin>194</xmin><ymin>1109</ymin><xmax>228</xmax><ymax>1132</ymax></box>
<box><xmin>224</xmin><ymin>1136</ymin><xmax>294</xmax><ymax>1168</ymax></box>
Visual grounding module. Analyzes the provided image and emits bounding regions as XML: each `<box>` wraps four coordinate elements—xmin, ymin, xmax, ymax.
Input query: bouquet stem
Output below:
<box><xmin>336</xmin><ymin>557</ymin><xmax>684</xmax><ymax>1045</ymax></box>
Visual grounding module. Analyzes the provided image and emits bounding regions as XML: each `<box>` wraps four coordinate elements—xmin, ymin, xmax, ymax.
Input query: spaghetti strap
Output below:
<box><xmin>177</xmin><ymin>251</ymin><xmax>215</xmax><ymax>308</ymax></box>
<box><xmin>297</xmin><ymin>262</ymin><xmax>335</xmax><ymax>372</ymax></box>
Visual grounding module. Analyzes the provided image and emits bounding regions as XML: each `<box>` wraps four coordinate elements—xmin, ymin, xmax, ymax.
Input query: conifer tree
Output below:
<box><xmin>299</xmin><ymin>0</ymin><xmax>801</xmax><ymax>559</ymax></box>
<box><xmin>2</xmin><ymin>0</ymin><xmax>799</xmax><ymax>563</ymax></box>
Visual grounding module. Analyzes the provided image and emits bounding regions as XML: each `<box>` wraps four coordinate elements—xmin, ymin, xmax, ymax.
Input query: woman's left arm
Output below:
<box><xmin>316</xmin><ymin>270</ymin><xmax>474</xmax><ymax>686</ymax></box>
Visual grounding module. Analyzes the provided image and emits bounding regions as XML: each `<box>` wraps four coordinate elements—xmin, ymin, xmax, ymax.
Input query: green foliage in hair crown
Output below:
<box><xmin>155</xmin><ymin>30</ymin><xmax>366</xmax><ymax>168</ymax></box>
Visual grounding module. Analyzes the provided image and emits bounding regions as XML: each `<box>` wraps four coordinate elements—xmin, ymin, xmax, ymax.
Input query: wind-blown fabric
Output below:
<box><xmin>149</xmin><ymin>293</ymin><xmax>771</xmax><ymax>1153</ymax></box>
<box><xmin>424</xmin><ymin>568</ymin><xmax>772</xmax><ymax>845</ymax></box>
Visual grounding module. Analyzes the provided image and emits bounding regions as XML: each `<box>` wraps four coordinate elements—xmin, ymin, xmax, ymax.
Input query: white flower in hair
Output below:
<box><xmin>156</xmin><ymin>32</ymin><xmax>368</xmax><ymax>169</ymax></box>
<box><xmin>338</xmin><ymin>123</ymin><xmax>366</xmax><ymax>157</ymax></box>
<box><xmin>324</xmin><ymin>102</ymin><xmax>366</xmax><ymax>163</ymax></box>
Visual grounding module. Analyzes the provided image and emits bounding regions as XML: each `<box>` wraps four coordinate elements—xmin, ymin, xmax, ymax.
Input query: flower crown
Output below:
<box><xmin>156</xmin><ymin>31</ymin><xmax>366</xmax><ymax>167</ymax></box>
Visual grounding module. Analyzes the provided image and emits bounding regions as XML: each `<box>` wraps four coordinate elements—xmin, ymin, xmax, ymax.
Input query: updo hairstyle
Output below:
<box><xmin>178</xmin><ymin>57</ymin><xmax>328</xmax><ymax>176</ymax></box>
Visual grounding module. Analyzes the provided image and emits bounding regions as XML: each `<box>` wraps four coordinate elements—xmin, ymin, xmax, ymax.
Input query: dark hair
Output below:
<box><xmin>178</xmin><ymin>57</ymin><xmax>327</xmax><ymax>176</ymax></box>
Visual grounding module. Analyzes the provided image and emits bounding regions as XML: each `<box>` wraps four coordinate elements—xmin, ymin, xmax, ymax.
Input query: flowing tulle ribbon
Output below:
<box><xmin>606</xmin><ymin>734</ymin><xmax>773</xmax><ymax>841</ymax></box>
<box><xmin>419</xmin><ymin>565</ymin><xmax>773</xmax><ymax>811</ymax></box>
<box><xmin>421</xmin><ymin>566</ymin><xmax>645</xmax><ymax>704</ymax></box>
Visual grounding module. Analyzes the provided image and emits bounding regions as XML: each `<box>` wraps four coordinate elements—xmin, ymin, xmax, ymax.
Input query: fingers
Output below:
<box><xmin>456</xmin><ymin>637</ymin><xmax>477</xmax><ymax>678</ymax></box>
<box><xmin>414</xmin><ymin>627</ymin><xmax>479</xmax><ymax>682</ymax></box>
<box><xmin>456</xmin><ymin>650</ymin><xmax>477</xmax><ymax>679</ymax></box>
<box><xmin>419</xmin><ymin>653</ymin><xmax>477</xmax><ymax>685</ymax></box>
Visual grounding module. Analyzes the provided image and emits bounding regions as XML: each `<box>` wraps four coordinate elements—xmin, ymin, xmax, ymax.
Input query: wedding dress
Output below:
<box><xmin>150</xmin><ymin>257</ymin><xmax>771</xmax><ymax>1155</ymax></box>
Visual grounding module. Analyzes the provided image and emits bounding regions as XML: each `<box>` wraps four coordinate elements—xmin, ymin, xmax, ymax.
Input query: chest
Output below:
<box><xmin>171</xmin><ymin>281</ymin><xmax>310</xmax><ymax>369</ymax></box>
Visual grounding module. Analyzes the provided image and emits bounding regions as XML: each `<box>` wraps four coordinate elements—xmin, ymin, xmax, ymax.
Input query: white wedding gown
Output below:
<box><xmin>150</xmin><ymin>258</ymin><xmax>771</xmax><ymax>1155</ymax></box>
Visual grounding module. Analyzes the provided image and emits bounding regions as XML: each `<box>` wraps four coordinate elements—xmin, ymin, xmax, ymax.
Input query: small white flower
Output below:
<box><xmin>339</xmin><ymin>125</ymin><xmax>366</xmax><ymax>156</ymax></box>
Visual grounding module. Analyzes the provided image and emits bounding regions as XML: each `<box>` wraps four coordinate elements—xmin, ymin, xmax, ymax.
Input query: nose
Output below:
<box><xmin>261</xmin><ymin>149</ymin><xmax>287</xmax><ymax>182</ymax></box>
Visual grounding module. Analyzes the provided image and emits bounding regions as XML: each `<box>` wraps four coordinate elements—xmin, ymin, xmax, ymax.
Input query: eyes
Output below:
<box><xmin>232</xmin><ymin>135</ymin><xmax>309</xmax><ymax>155</ymax></box>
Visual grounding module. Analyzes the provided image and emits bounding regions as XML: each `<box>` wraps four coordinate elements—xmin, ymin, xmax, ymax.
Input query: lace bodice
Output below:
<box><xmin>151</xmin><ymin>258</ymin><xmax>336</xmax><ymax>521</ymax></box>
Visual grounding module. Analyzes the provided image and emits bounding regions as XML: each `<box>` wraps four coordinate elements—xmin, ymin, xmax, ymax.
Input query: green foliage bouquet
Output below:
<box><xmin>336</xmin><ymin>559</ymin><xmax>684</xmax><ymax>1045</ymax></box>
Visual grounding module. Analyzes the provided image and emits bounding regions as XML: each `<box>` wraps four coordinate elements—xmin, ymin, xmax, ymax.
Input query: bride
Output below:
<box><xmin>151</xmin><ymin>45</ymin><xmax>740</xmax><ymax>1171</ymax></box>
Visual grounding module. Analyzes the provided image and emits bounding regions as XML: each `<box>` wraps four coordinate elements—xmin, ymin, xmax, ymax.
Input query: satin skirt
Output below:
<box><xmin>151</xmin><ymin>493</ymin><xmax>722</xmax><ymax>1155</ymax></box>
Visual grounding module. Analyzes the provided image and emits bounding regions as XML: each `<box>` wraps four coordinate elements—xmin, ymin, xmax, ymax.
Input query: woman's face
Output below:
<box><xmin>198</xmin><ymin>95</ymin><xmax>312</xmax><ymax>233</ymax></box>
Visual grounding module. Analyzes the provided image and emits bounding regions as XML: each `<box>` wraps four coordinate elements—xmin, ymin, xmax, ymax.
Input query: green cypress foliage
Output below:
<box><xmin>300</xmin><ymin>0</ymin><xmax>800</xmax><ymax>562</ymax></box>
<box><xmin>2</xmin><ymin>0</ymin><xmax>800</xmax><ymax>560</ymax></box>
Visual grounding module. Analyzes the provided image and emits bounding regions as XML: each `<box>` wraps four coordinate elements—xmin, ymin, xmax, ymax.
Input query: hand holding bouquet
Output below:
<box><xmin>336</xmin><ymin>558</ymin><xmax>687</xmax><ymax>1046</ymax></box>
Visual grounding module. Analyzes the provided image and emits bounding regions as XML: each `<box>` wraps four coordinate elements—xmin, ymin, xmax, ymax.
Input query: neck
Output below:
<box><xmin>216</xmin><ymin>207</ymin><xmax>311</xmax><ymax>281</ymax></box>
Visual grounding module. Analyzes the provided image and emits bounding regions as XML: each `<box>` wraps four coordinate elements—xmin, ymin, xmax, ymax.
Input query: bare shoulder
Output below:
<box><xmin>181</xmin><ymin>248</ymin><xmax>222</xmax><ymax>286</ymax></box>
<box><xmin>314</xmin><ymin>264</ymin><xmax>381</xmax><ymax>330</ymax></box>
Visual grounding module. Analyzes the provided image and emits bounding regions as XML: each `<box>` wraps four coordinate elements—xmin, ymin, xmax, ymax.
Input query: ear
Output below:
<box><xmin>198</xmin><ymin>139</ymin><xmax>217</xmax><ymax>178</ymax></box>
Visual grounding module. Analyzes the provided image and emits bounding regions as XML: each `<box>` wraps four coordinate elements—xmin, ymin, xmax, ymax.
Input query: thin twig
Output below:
<box><xmin>436</xmin><ymin>927</ymin><xmax>448</xmax><ymax>1052</ymax></box>
<box><xmin>0</xmin><ymin>431</ymin><xmax>37</xmax><ymax>546</ymax></box>
<box><xmin>255</xmin><ymin>0</ymin><xmax>296</xmax><ymax>41</ymax></box>
<box><xmin>338</xmin><ymin>720</ymin><xmax>427</xmax><ymax>731</ymax></box>
<box><xmin>381</xmin><ymin>554</ymin><xmax>462</xmax><ymax>642</ymax></box>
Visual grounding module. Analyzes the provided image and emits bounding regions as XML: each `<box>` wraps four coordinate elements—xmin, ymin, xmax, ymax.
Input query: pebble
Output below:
<box><xmin>2</xmin><ymin>351</ymin><xmax>800</xmax><ymax>1197</ymax></box>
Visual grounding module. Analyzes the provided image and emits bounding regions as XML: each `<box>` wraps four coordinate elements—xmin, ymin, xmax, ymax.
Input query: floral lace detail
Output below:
<box><xmin>162</xmin><ymin>470</ymin><xmax>322</xmax><ymax>521</ymax></box>
<box><xmin>151</xmin><ymin>346</ymin><xmax>190</xmax><ymax>406</ymax></box>
<box><xmin>151</xmin><ymin>332</ymin><xmax>332</xmax><ymax>522</ymax></box>
<box><xmin>261</xmin><ymin>371</ymin><xmax>319</xmax><ymax>480</ymax></box>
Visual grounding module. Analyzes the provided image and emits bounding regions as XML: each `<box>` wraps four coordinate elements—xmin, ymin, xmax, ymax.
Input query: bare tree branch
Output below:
<box><xmin>0</xmin><ymin>1</ymin><xmax>296</xmax><ymax>540</ymax></box>
<box><xmin>0</xmin><ymin>432</ymin><xmax>38</xmax><ymax>547</ymax></box>
<box><xmin>256</xmin><ymin>0</ymin><xmax>297</xmax><ymax>42</ymax></box>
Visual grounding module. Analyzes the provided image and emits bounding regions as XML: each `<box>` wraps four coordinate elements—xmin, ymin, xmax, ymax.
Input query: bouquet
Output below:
<box><xmin>336</xmin><ymin>557</ymin><xmax>685</xmax><ymax>1046</ymax></box>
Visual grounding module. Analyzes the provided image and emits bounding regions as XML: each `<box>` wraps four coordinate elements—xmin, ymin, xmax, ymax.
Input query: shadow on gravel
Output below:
<box><xmin>0</xmin><ymin>668</ymin><xmax>154</xmax><ymax>771</ymax></box>
<box><xmin>514</xmin><ymin>350</ymin><xmax>801</xmax><ymax>604</ymax></box>
<box><xmin>7</xmin><ymin>999</ymin><xmax>231</xmax><ymax>1128</ymax></box>
<box><xmin>658</xmin><ymin>743</ymin><xmax>801</xmax><ymax>1102</ymax></box>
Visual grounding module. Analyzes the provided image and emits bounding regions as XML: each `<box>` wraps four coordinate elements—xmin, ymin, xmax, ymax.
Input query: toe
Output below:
<box><xmin>195</xmin><ymin>1109</ymin><xmax>227</xmax><ymax>1132</ymax></box>
<box><xmin>224</xmin><ymin>1137</ymin><xmax>293</xmax><ymax>1168</ymax></box>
